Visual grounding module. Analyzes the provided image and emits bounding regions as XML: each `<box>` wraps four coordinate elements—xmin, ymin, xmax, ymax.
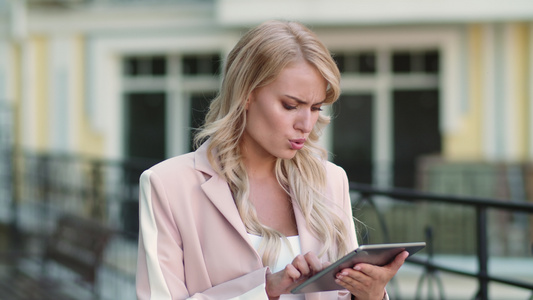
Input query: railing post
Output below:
<box><xmin>90</xmin><ymin>160</ymin><xmax>105</xmax><ymax>220</ymax></box>
<box><xmin>476</xmin><ymin>206</ymin><xmax>489</xmax><ymax>300</ymax></box>
<box><xmin>37</xmin><ymin>154</ymin><xmax>51</xmax><ymax>228</ymax></box>
<box><xmin>9</xmin><ymin>148</ymin><xmax>21</xmax><ymax>250</ymax></box>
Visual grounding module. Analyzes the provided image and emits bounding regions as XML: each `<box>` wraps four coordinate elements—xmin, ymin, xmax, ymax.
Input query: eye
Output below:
<box><xmin>312</xmin><ymin>106</ymin><xmax>323</xmax><ymax>112</ymax></box>
<box><xmin>283</xmin><ymin>102</ymin><xmax>297</xmax><ymax>110</ymax></box>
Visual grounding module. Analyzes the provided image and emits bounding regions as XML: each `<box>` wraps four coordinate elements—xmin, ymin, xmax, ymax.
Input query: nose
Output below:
<box><xmin>294</xmin><ymin>110</ymin><xmax>314</xmax><ymax>133</ymax></box>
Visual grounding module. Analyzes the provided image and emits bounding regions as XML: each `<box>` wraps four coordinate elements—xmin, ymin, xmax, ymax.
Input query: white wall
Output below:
<box><xmin>217</xmin><ymin>0</ymin><xmax>533</xmax><ymax>26</ymax></box>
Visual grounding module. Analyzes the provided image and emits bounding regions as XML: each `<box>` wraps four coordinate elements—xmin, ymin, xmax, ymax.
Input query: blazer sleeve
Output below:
<box><xmin>335</xmin><ymin>165</ymin><xmax>390</xmax><ymax>300</ymax></box>
<box><xmin>136</xmin><ymin>169</ymin><xmax>270</xmax><ymax>300</ymax></box>
<box><xmin>340</xmin><ymin>164</ymin><xmax>358</xmax><ymax>251</ymax></box>
<box><xmin>337</xmin><ymin>164</ymin><xmax>358</xmax><ymax>300</ymax></box>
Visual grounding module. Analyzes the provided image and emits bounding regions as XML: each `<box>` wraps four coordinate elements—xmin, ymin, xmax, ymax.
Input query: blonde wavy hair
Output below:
<box><xmin>195</xmin><ymin>20</ymin><xmax>351</xmax><ymax>268</ymax></box>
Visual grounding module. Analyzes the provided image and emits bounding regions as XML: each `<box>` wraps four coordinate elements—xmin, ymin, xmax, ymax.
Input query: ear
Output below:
<box><xmin>245</xmin><ymin>93</ymin><xmax>252</xmax><ymax>110</ymax></box>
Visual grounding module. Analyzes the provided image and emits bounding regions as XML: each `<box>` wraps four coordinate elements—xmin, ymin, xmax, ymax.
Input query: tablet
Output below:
<box><xmin>290</xmin><ymin>242</ymin><xmax>426</xmax><ymax>294</ymax></box>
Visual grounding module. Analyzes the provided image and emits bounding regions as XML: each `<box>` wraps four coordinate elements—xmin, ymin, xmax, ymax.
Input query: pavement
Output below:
<box><xmin>392</xmin><ymin>255</ymin><xmax>533</xmax><ymax>300</ymax></box>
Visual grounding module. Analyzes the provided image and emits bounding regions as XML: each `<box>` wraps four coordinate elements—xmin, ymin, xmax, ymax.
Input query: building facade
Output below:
<box><xmin>1</xmin><ymin>0</ymin><xmax>533</xmax><ymax>190</ymax></box>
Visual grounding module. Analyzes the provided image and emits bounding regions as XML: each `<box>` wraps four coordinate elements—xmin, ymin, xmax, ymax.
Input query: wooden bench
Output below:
<box><xmin>0</xmin><ymin>214</ymin><xmax>114</xmax><ymax>299</ymax></box>
<box><xmin>42</xmin><ymin>214</ymin><xmax>114</xmax><ymax>297</ymax></box>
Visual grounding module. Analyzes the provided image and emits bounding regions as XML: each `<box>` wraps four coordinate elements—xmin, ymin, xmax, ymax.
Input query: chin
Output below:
<box><xmin>279</xmin><ymin>150</ymin><xmax>298</xmax><ymax>160</ymax></box>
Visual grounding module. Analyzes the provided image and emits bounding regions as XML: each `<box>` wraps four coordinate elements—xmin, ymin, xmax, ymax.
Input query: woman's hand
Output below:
<box><xmin>265</xmin><ymin>251</ymin><xmax>327</xmax><ymax>299</ymax></box>
<box><xmin>334</xmin><ymin>251</ymin><xmax>409</xmax><ymax>300</ymax></box>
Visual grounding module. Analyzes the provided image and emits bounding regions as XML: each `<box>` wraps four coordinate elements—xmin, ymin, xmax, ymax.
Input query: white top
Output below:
<box><xmin>247</xmin><ymin>234</ymin><xmax>305</xmax><ymax>299</ymax></box>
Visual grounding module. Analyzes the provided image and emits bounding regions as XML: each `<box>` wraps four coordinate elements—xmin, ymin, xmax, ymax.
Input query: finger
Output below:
<box><xmin>335</xmin><ymin>273</ymin><xmax>351</xmax><ymax>289</ymax></box>
<box><xmin>292</xmin><ymin>255</ymin><xmax>311</xmax><ymax>276</ymax></box>
<box><xmin>353</xmin><ymin>250</ymin><xmax>409</xmax><ymax>277</ymax></box>
<box><xmin>388</xmin><ymin>250</ymin><xmax>409</xmax><ymax>271</ymax></box>
<box><xmin>335</xmin><ymin>269</ymin><xmax>361</xmax><ymax>288</ymax></box>
<box><xmin>284</xmin><ymin>263</ymin><xmax>302</xmax><ymax>281</ymax></box>
<box><xmin>303</xmin><ymin>252</ymin><xmax>323</xmax><ymax>273</ymax></box>
<box><xmin>350</xmin><ymin>263</ymin><xmax>375</xmax><ymax>277</ymax></box>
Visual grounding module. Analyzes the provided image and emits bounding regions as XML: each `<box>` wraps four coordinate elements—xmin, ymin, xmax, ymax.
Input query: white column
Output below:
<box><xmin>20</xmin><ymin>39</ymin><xmax>35</xmax><ymax>149</ymax></box>
<box><xmin>49</xmin><ymin>36</ymin><xmax>71</xmax><ymax>152</ymax></box>
<box><xmin>0</xmin><ymin>42</ymin><xmax>10</xmax><ymax>102</ymax></box>
<box><xmin>9</xmin><ymin>0</ymin><xmax>27</xmax><ymax>42</ymax></box>
<box><xmin>374</xmin><ymin>47</ymin><xmax>392</xmax><ymax>188</ymax></box>
<box><xmin>440</xmin><ymin>29</ymin><xmax>463</xmax><ymax>134</ymax></box>
<box><xmin>167</xmin><ymin>54</ymin><xmax>187</xmax><ymax>156</ymax></box>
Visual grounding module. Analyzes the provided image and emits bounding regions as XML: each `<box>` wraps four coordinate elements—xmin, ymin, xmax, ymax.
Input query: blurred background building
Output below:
<box><xmin>0</xmin><ymin>0</ymin><xmax>532</xmax><ymax>299</ymax></box>
<box><xmin>2</xmin><ymin>0</ymin><xmax>533</xmax><ymax>190</ymax></box>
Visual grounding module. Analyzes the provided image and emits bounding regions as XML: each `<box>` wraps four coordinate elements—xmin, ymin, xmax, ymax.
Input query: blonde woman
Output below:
<box><xmin>136</xmin><ymin>20</ymin><xmax>407</xmax><ymax>300</ymax></box>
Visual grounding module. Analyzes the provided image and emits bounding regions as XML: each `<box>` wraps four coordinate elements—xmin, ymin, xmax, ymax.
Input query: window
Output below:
<box><xmin>123</xmin><ymin>56</ymin><xmax>167</xmax><ymax>76</ymax></box>
<box><xmin>334</xmin><ymin>51</ymin><xmax>376</xmax><ymax>74</ymax></box>
<box><xmin>392</xmin><ymin>50</ymin><xmax>439</xmax><ymax>74</ymax></box>
<box><xmin>331</xmin><ymin>48</ymin><xmax>441</xmax><ymax>188</ymax></box>
<box><xmin>182</xmin><ymin>54</ymin><xmax>221</xmax><ymax>76</ymax></box>
<box><xmin>122</xmin><ymin>53</ymin><xmax>220</xmax><ymax>158</ymax></box>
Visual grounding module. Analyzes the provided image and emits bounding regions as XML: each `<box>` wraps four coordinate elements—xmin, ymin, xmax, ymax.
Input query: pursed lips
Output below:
<box><xmin>289</xmin><ymin>138</ymin><xmax>306</xmax><ymax>150</ymax></box>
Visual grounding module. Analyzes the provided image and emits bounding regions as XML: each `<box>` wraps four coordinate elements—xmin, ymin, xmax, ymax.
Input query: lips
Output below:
<box><xmin>289</xmin><ymin>139</ymin><xmax>306</xmax><ymax>150</ymax></box>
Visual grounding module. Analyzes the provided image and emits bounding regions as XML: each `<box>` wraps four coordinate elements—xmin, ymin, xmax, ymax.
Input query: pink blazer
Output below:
<box><xmin>136</xmin><ymin>142</ymin><xmax>358</xmax><ymax>299</ymax></box>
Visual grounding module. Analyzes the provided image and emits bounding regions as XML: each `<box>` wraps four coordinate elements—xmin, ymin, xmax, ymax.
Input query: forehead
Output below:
<box><xmin>271</xmin><ymin>61</ymin><xmax>327</xmax><ymax>100</ymax></box>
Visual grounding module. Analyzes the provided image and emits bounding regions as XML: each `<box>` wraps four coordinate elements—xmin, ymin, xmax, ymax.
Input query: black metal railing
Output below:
<box><xmin>351</xmin><ymin>182</ymin><xmax>533</xmax><ymax>300</ymax></box>
<box><xmin>2</xmin><ymin>148</ymin><xmax>533</xmax><ymax>299</ymax></box>
<box><xmin>0</xmin><ymin>149</ymin><xmax>158</xmax><ymax>299</ymax></box>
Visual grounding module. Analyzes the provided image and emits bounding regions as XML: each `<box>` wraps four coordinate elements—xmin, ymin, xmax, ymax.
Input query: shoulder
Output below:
<box><xmin>324</xmin><ymin>160</ymin><xmax>348</xmax><ymax>180</ymax></box>
<box><xmin>146</xmin><ymin>152</ymin><xmax>196</xmax><ymax>179</ymax></box>
<box><xmin>140</xmin><ymin>149</ymin><xmax>213</xmax><ymax>190</ymax></box>
<box><xmin>139</xmin><ymin>142</ymin><xmax>217</xmax><ymax>192</ymax></box>
<box><xmin>323</xmin><ymin>160</ymin><xmax>350</xmax><ymax>203</ymax></box>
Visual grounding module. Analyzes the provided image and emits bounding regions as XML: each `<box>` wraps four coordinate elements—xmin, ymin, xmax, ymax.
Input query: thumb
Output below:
<box><xmin>389</xmin><ymin>251</ymin><xmax>409</xmax><ymax>271</ymax></box>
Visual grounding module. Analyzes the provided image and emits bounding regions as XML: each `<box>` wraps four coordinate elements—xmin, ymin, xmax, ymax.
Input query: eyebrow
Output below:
<box><xmin>285</xmin><ymin>95</ymin><xmax>326</xmax><ymax>106</ymax></box>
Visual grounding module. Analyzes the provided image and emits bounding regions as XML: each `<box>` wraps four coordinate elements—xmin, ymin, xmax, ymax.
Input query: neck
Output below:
<box><xmin>240</xmin><ymin>148</ymin><xmax>277</xmax><ymax>181</ymax></box>
<box><xmin>243</xmin><ymin>156</ymin><xmax>276</xmax><ymax>180</ymax></box>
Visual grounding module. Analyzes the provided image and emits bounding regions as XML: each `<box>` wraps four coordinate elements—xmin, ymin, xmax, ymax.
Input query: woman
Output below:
<box><xmin>136</xmin><ymin>20</ymin><xmax>407</xmax><ymax>300</ymax></box>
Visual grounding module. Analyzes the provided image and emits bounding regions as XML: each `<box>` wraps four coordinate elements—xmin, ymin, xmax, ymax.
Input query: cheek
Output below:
<box><xmin>246</xmin><ymin>108</ymin><xmax>276</xmax><ymax>137</ymax></box>
<box><xmin>261</xmin><ymin>115</ymin><xmax>287</xmax><ymax>137</ymax></box>
<box><xmin>312</xmin><ymin>114</ymin><xmax>321</xmax><ymax>126</ymax></box>
<box><xmin>255</xmin><ymin>106</ymin><xmax>285</xmax><ymax>129</ymax></box>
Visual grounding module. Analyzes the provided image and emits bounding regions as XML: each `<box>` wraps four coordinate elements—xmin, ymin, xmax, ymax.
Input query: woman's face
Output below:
<box><xmin>241</xmin><ymin>60</ymin><xmax>327</xmax><ymax>162</ymax></box>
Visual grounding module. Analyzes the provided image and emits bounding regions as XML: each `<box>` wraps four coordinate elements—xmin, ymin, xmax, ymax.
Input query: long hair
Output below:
<box><xmin>195</xmin><ymin>20</ymin><xmax>351</xmax><ymax>267</ymax></box>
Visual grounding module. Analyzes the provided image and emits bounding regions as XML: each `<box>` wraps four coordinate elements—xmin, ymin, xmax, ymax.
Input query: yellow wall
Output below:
<box><xmin>23</xmin><ymin>35</ymin><xmax>104</xmax><ymax>156</ymax></box>
<box><xmin>444</xmin><ymin>23</ymin><xmax>531</xmax><ymax>161</ymax></box>
<box><xmin>444</xmin><ymin>24</ymin><xmax>484</xmax><ymax>160</ymax></box>
<box><xmin>512</xmin><ymin>23</ymin><xmax>530</xmax><ymax>160</ymax></box>
<box><xmin>33</xmin><ymin>36</ymin><xmax>49</xmax><ymax>151</ymax></box>
<box><xmin>72</xmin><ymin>35</ymin><xmax>105</xmax><ymax>157</ymax></box>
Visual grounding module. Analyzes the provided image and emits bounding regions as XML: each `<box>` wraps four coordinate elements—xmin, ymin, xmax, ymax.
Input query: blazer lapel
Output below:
<box><xmin>200</xmin><ymin>175</ymin><xmax>250</xmax><ymax>241</ymax></box>
<box><xmin>293</xmin><ymin>200</ymin><xmax>323</xmax><ymax>260</ymax></box>
<box><xmin>194</xmin><ymin>142</ymin><xmax>260</xmax><ymax>261</ymax></box>
<box><xmin>294</xmin><ymin>201</ymin><xmax>342</xmax><ymax>300</ymax></box>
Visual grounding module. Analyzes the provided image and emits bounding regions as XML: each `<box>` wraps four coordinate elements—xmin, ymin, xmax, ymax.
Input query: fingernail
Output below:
<box><xmin>354</xmin><ymin>265</ymin><xmax>361</xmax><ymax>271</ymax></box>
